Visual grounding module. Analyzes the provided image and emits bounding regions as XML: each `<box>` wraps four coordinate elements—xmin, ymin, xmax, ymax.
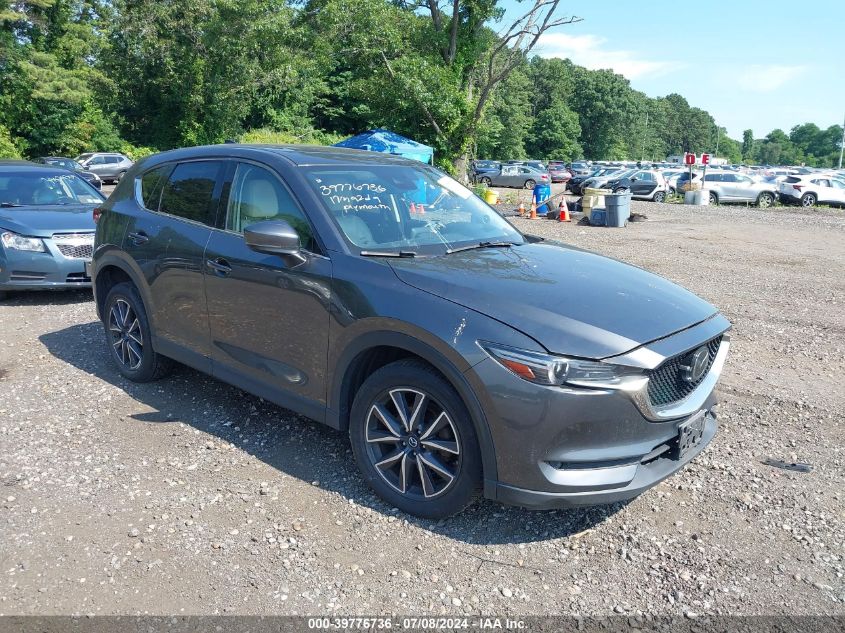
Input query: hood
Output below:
<box><xmin>0</xmin><ymin>205</ymin><xmax>96</xmax><ymax>237</ymax></box>
<box><xmin>389</xmin><ymin>242</ymin><xmax>718</xmax><ymax>359</ymax></box>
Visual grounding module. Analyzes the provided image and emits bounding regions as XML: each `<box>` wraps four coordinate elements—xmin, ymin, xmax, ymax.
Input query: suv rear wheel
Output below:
<box><xmin>801</xmin><ymin>192</ymin><xmax>817</xmax><ymax>207</ymax></box>
<box><xmin>103</xmin><ymin>282</ymin><xmax>171</xmax><ymax>382</ymax></box>
<box><xmin>756</xmin><ymin>192</ymin><xmax>775</xmax><ymax>208</ymax></box>
<box><xmin>709</xmin><ymin>191</ymin><xmax>719</xmax><ymax>205</ymax></box>
<box><xmin>349</xmin><ymin>359</ymin><xmax>481</xmax><ymax>518</ymax></box>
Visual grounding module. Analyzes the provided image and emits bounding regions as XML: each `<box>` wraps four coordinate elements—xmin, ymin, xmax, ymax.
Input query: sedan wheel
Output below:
<box><xmin>480</xmin><ymin>177</ymin><xmax>492</xmax><ymax>186</ymax></box>
<box><xmin>757</xmin><ymin>192</ymin><xmax>774</xmax><ymax>208</ymax></box>
<box><xmin>350</xmin><ymin>359</ymin><xmax>481</xmax><ymax>518</ymax></box>
<box><xmin>524</xmin><ymin>179</ymin><xmax>536</xmax><ymax>190</ymax></box>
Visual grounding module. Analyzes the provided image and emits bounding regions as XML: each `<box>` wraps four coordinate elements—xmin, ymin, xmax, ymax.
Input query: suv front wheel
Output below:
<box><xmin>103</xmin><ymin>282</ymin><xmax>171</xmax><ymax>382</ymax></box>
<box><xmin>349</xmin><ymin>359</ymin><xmax>481</xmax><ymax>518</ymax></box>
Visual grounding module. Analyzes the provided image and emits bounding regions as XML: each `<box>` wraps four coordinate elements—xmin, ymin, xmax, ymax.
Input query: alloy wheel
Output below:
<box><xmin>364</xmin><ymin>388</ymin><xmax>461</xmax><ymax>499</ymax></box>
<box><xmin>108</xmin><ymin>298</ymin><xmax>144</xmax><ymax>370</ymax></box>
<box><xmin>758</xmin><ymin>193</ymin><xmax>774</xmax><ymax>208</ymax></box>
<box><xmin>801</xmin><ymin>194</ymin><xmax>816</xmax><ymax>207</ymax></box>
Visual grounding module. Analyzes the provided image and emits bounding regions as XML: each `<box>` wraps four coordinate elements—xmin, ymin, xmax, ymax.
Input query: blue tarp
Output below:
<box><xmin>333</xmin><ymin>128</ymin><xmax>434</xmax><ymax>164</ymax></box>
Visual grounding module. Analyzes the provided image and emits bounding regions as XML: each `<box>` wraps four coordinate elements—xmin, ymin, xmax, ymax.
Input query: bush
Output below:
<box><xmin>0</xmin><ymin>125</ymin><xmax>22</xmax><ymax>159</ymax></box>
<box><xmin>239</xmin><ymin>127</ymin><xmax>346</xmax><ymax>147</ymax></box>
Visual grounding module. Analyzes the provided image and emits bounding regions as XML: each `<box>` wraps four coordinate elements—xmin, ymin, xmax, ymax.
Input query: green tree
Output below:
<box><xmin>527</xmin><ymin>102</ymin><xmax>581</xmax><ymax>160</ymax></box>
<box><xmin>741</xmin><ymin>129</ymin><xmax>754</xmax><ymax>161</ymax></box>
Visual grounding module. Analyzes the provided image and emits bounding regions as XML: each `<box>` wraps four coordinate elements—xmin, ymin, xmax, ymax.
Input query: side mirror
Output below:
<box><xmin>244</xmin><ymin>219</ymin><xmax>305</xmax><ymax>263</ymax></box>
<box><xmin>630</xmin><ymin>176</ymin><xmax>638</xmax><ymax>181</ymax></box>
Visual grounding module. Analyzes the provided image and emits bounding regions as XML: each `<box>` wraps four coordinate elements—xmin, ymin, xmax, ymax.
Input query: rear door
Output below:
<box><xmin>123</xmin><ymin>159</ymin><xmax>225</xmax><ymax>369</ymax></box>
<box><xmin>203</xmin><ymin>161</ymin><xmax>332</xmax><ymax>415</ymax></box>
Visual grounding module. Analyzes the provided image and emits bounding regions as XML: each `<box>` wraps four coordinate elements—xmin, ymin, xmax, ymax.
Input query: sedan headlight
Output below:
<box><xmin>480</xmin><ymin>342</ymin><xmax>645</xmax><ymax>390</ymax></box>
<box><xmin>1</xmin><ymin>231</ymin><xmax>46</xmax><ymax>252</ymax></box>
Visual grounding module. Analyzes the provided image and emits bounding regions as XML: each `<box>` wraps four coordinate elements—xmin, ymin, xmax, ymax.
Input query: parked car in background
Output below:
<box><xmin>91</xmin><ymin>144</ymin><xmax>730</xmax><ymax>518</ymax></box>
<box><xmin>606</xmin><ymin>169</ymin><xmax>668</xmax><ymax>202</ymax></box>
<box><xmin>778</xmin><ymin>175</ymin><xmax>845</xmax><ymax>207</ymax></box>
<box><xmin>569</xmin><ymin>167</ymin><xmax>617</xmax><ymax>195</ymax></box>
<box><xmin>35</xmin><ymin>156</ymin><xmax>102</xmax><ymax>189</ymax></box>
<box><xmin>661</xmin><ymin>170</ymin><xmax>685</xmax><ymax>194</ymax></box>
<box><xmin>548</xmin><ymin>163</ymin><xmax>572</xmax><ymax>184</ymax></box>
<box><xmin>477</xmin><ymin>164</ymin><xmax>549</xmax><ymax>189</ymax></box>
<box><xmin>703</xmin><ymin>172</ymin><xmax>778</xmax><ymax>207</ymax></box>
<box><xmin>470</xmin><ymin>160</ymin><xmax>500</xmax><ymax>184</ymax></box>
<box><xmin>0</xmin><ymin>161</ymin><xmax>103</xmax><ymax>299</ymax></box>
<box><xmin>75</xmin><ymin>152</ymin><xmax>134</xmax><ymax>184</ymax></box>
<box><xmin>581</xmin><ymin>168</ymin><xmax>634</xmax><ymax>192</ymax></box>
<box><xmin>568</xmin><ymin>161</ymin><xmax>592</xmax><ymax>177</ymax></box>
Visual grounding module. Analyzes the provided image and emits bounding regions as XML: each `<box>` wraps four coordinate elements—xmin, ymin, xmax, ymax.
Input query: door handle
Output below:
<box><xmin>206</xmin><ymin>258</ymin><xmax>232</xmax><ymax>275</ymax></box>
<box><xmin>127</xmin><ymin>231</ymin><xmax>149</xmax><ymax>245</ymax></box>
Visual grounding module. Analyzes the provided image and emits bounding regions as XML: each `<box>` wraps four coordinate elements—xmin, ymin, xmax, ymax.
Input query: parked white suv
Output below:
<box><xmin>778</xmin><ymin>175</ymin><xmax>845</xmax><ymax>208</ymax></box>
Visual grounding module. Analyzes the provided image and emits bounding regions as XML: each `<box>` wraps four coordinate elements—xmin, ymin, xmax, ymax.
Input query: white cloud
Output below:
<box><xmin>735</xmin><ymin>64</ymin><xmax>806</xmax><ymax>92</ymax></box>
<box><xmin>535</xmin><ymin>33</ymin><xmax>684</xmax><ymax>80</ymax></box>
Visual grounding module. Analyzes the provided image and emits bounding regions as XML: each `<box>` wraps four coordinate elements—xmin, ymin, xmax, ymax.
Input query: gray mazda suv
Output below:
<box><xmin>90</xmin><ymin>145</ymin><xmax>730</xmax><ymax>518</ymax></box>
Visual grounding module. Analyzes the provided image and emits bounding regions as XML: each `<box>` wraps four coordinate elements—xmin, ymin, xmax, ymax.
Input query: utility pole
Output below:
<box><xmin>714</xmin><ymin>124</ymin><xmax>721</xmax><ymax>161</ymax></box>
<box><xmin>839</xmin><ymin>112</ymin><xmax>844</xmax><ymax>169</ymax></box>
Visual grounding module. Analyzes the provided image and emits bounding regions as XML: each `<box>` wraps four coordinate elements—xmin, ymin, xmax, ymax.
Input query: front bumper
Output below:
<box><xmin>1</xmin><ymin>239</ymin><xmax>92</xmax><ymax>291</ymax></box>
<box><xmin>467</xmin><ymin>315</ymin><xmax>730</xmax><ymax>509</ymax></box>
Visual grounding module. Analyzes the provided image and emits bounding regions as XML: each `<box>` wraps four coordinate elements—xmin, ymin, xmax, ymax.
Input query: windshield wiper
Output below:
<box><xmin>360</xmin><ymin>250</ymin><xmax>417</xmax><ymax>258</ymax></box>
<box><xmin>445</xmin><ymin>241</ymin><xmax>517</xmax><ymax>255</ymax></box>
<box><xmin>0</xmin><ymin>202</ymin><xmax>22</xmax><ymax>208</ymax></box>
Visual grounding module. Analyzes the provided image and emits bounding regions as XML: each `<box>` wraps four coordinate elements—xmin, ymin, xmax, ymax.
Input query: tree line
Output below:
<box><xmin>1</xmin><ymin>0</ymin><xmax>842</xmax><ymax>172</ymax></box>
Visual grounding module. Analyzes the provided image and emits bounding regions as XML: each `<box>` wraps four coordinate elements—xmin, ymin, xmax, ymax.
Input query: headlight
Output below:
<box><xmin>1</xmin><ymin>231</ymin><xmax>46</xmax><ymax>252</ymax></box>
<box><xmin>480</xmin><ymin>342</ymin><xmax>645</xmax><ymax>390</ymax></box>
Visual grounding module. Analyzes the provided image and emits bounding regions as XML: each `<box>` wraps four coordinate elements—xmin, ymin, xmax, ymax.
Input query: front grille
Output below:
<box><xmin>647</xmin><ymin>336</ymin><xmax>722</xmax><ymax>407</ymax></box>
<box><xmin>52</xmin><ymin>233</ymin><xmax>94</xmax><ymax>259</ymax></box>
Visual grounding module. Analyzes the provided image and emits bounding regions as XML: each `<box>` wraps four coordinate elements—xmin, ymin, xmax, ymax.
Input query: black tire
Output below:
<box><xmin>668</xmin><ymin>187</ymin><xmax>676</xmax><ymax>195</ymax></box>
<box><xmin>756</xmin><ymin>192</ymin><xmax>775</xmax><ymax>208</ymax></box>
<box><xmin>103</xmin><ymin>282</ymin><xmax>171</xmax><ymax>382</ymax></box>
<box><xmin>613</xmin><ymin>187</ymin><xmax>626</xmax><ymax>194</ymax></box>
<box><xmin>653</xmin><ymin>190</ymin><xmax>666</xmax><ymax>203</ymax></box>
<box><xmin>709</xmin><ymin>191</ymin><xmax>718</xmax><ymax>205</ymax></box>
<box><xmin>524</xmin><ymin>179</ymin><xmax>536</xmax><ymax>190</ymax></box>
<box><xmin>349</xmin><ymin>359</ymin><xmax>482</xmax><ymax>519</ymax></box>
<box><xmin>480</xmin><ymin>177</ymin><xmax>492</xmax><ymax>186</ymax></box>
<box><xmin>800</xmin><ymin>193</ymin><xmax>817</xmax><ymax>208</ymax></box>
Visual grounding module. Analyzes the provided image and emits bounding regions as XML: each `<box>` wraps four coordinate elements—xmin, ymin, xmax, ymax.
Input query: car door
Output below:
<box><xmin>203</xmin><ymin>160</ymin><xmax>333</xmax><ymax>414</ymax></box>
<box><xmin>84</xmin><ymin>156</ymin><xmax>108</xmax><ymax>178</ymax></box>
<box><xmin>123</xmin><ymin>159</ymin><xmax>225</xmax><ymax>370</ymax></box>
<box><xmin>829</xmin><ymin>179</ymin><xmax>845</xmax><ymax>206</ymax></box>
<box><xmin>631</xmin><ymin>171</ymin><xmax>654</xmax><ymax>196</ymax></box>
<box><xmin>732</xmin><ymin>174</ymin><xmax>756</xmax><ymax>202</ymax></box>
<box><xmin>810</xmin><ymin>178</ymin><xmax>833</xmax><ymax>204</ymax></box>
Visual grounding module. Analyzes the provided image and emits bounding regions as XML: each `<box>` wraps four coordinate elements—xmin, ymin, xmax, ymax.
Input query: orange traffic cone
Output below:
<box><xmin>558</xmin><ymin>199</ymin><xmax>570</xmax><ymax>222</ymax></box>
<box><xmin>517</xmin><ymin>201</ymin><xmax>525</xmax><ymax>216</ymax></box>
<box><xmin>418</xmin><ymin>204</ymin><xmax>425</xmax><ymax>215</ymax></box>
<box><xmin>529</xmin><ymin>201</ymin><xmax>538</xmax><ymax>220</ymax></box>
<box><xmin>409</xmin><ymin>202</ymin><xmax>417</xmax><ymax>215</ymax></box>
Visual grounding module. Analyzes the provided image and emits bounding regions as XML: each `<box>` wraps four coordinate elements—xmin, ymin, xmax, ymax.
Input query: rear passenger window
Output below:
<box><xmin>139</xmin><ymin>164</ymin><xmax>172</xmax><ymax>210</ymax></box>
<box><xmin>226</xmin><ymin>163</ymin><xmax>315</xmax><ymax>251</ymax></box>
<box><xmin>159</xmin><ymin>161</ymin><xmax>224</xmax><ymax>225</ymax></box>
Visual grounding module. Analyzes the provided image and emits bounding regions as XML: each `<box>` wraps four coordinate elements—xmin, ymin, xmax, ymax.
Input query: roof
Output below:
<box><xmin>137</xmin><ymin>144</ymin><xmax>426</xmax><ymax>169</ymax></box>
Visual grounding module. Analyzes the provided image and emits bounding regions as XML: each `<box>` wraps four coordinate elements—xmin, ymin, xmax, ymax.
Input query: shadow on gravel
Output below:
<box><xmin>40</xmin><ymin>321</ymin><xmax>625</xmax><ymax>545</ymax></box>
<box><xmin>0</xmin><ymin>288</ymin><xmax>93</xmax><ymax>307</ymax></box>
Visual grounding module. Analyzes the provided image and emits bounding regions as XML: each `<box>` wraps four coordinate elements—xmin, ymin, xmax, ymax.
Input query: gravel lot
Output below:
<box><xmin>1</xmin><ymin>200</ymin><xmax>843</xmax><ymax>617</ymax></box>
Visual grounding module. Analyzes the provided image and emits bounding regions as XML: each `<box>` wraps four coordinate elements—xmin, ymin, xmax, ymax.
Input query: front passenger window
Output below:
<box><xmin>226</xmin><ymin>163</ymin><xmax>315</xmax><ymax>251</ymax></box>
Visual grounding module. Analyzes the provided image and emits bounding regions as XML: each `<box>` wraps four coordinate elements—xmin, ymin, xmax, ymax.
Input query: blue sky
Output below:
<box><xmin>498</xmin><ymin>0</ymin><xmax>845</xmax><ymax>139</ymax></box>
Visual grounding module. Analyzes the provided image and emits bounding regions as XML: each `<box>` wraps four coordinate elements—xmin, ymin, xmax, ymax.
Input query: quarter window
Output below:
<box><xmin>159</xmin><ymin>161</ymin><xmax>224</xmax><ymax>225</ymax></box>
<box><xmin>226</xmin><ymin>163</ymin><xmax>315</xmax><ymax>251</ymax></box>
<box><xmin>139</xmin><ymin>164</ymin><xmax>173</xmax><ymax>210</ymax></box>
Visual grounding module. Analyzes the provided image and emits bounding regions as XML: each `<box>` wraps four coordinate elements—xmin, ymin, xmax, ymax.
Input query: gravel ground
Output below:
<box><xmin>0</xmin><ymin>200</ymin><xmax>843</xmax><ymax>617</ymax></box>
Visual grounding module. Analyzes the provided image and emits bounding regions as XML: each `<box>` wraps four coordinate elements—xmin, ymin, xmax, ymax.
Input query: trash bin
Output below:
<box><xmin>483</xmin><ymin>189</ymin><xmax>499</xmax><ymax>205</ymax></box>
<box><xmin>589</xmin><ymin>209</ymin><xmax>607</xmax><ymax>226</ymax></box>
<box><xmin>533</xmin><ymin>183</ymin><xmax>552</xmax><ymax>213</ymax></box>
<box><xmin>605</xmin><ymin>192</ymin><xmax>632</xmax><ymax>227</ymax></box>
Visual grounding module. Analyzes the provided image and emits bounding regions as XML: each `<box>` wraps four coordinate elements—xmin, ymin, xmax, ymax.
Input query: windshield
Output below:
<box><xmin>43</xmin><ymin>158</ymin><xmax>82</xmax><ymax>171</ymax></box>
<box><xmin>304</xmin><ymin>164</ymin><xmax>524</xmax><ymax>254</ymax></box>
<box><xmin>0</xmin><ymin>171</ymin><xmax>105</xmax><ymax>206</ymax></box>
